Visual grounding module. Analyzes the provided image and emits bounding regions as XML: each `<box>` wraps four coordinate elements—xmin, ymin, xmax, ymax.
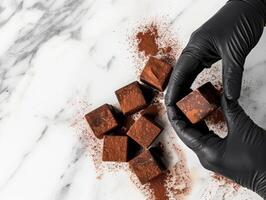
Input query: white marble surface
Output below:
<box><xmin>0</xmin><ymin>0</ymin><xmax>265</xmax><ymax>199</ymax></box>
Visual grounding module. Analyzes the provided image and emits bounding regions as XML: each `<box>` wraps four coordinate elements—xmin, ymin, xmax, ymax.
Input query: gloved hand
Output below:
<box><xmin>168</xmin><ymin>94</ymin><xmax>266</xmax><ymax>199</ymax></box>
<box><xmin>165</xmin><ymin>0</ymin><xmax>266</xmax><ymax>198</ymax></box>
<box><xmin>176</xmin><ymin>0</ymin><xmax>266</xmax><ymax>100</ymax></box>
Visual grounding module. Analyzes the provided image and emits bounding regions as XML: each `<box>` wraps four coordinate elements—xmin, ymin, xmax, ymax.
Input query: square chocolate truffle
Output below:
<box><xmin>176</xmin><ymin>82</ymin><xmax>220</xmax><ymax>124</ymax></box>
<box><xmin>127</xmin><ymin>116</ymin><xmax>162</xmax><ymax>148</ymax></box>
<box><xmin>140</xmin><ymin>103</ymin><xmax>161</xmax><ymax>119</ymax></box>
<box><xmin>102</xmin><ymin>136</ymin><xmax>128</xmax><ymax>162</ymax></box>
<box><xmin>85</xmin><ymin>104</ymin><xmax>118</xmax><ymax>139</ymax></box>
<box><xmin>140</xmin><ymin>57</ymin><xmax>172</xmax><ymax>91</ymax></box>
<box><xmin>112</xmin><ymin>115</ymin><xmax>135</xmax><ymax>136</ymax></box>
<box><xmin>129</xmin><ymin>150</ymin><xmax>164</xmax><ymax>184</ymax></box>
<box><xmin>115</xmin><ymin>81</ymin><xmax>147</xmax><ymax>115</ymax></box>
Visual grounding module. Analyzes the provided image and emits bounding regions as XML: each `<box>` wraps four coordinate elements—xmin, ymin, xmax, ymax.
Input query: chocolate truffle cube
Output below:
<box><xmin>120</xmin><ymin>115</ymin><xmax>135</xmax><ymax>135</ymax></box>
<box><xmin>112</xmin><ymin>115</ymin><xmax>135</xmax><ymax>136</ymax></box>
<box><xmin>115</xmin><ymin>81</ymin><xmax>147</xmax><ymax>115</ymax></box>
<box><xmin>140</xmin><ymin>57</ymin><xmax>172</xmax><ymax>91</ymax></box>
<box><xmin>127</xmin><ymin>116</ymin><xmax>162</xmax><ymax>148</ymax></box>
<box><xmin>140</xmin><ymin>103</ymin><xmax>161</xmax><ymax>119</ymax></box>
<box><xmin>85</xmin><ymin>104</ymin><xmax>118</xmax><ymax>139</ymax></box>
<box><xmin>129</xmin><ymin>150</ymin><xmax>164</xmax><ymax>184</ymax></box>
<box><xmin>102</xmin><ymin>136</ymin><xmax>128</xmax><ymax>162</ymax></box>
<box><xmin>176</xmin><ymin>82</ymin><xmax>220</xmax><ymax>124</ymax></box>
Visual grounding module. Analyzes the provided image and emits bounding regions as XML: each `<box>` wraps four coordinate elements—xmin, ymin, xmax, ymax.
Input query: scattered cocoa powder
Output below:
<box><xmin>136</xmin><ymin>24</ymin><xmax>160</xmax><ymax>57</ymax></box>
<box><xmin>71</xmin><ymin>18</ymin><xmax>194</xmax><ymax>200</ymax></box>
<box><xmin>71</xmin><ymin>99</ymin><xmax>128</xmax><ymax>178</ymax></box>
<box><xmin>212</xmin><ymin>173</ymin><xmax>240</xmax><ymax>191</ymax></box>
<box><xmin>164</xmin><ymin>143</ymin><xmax>192</xmax><ymax>199</ymax></box>
<box><xmin>72</xmin><ymin>98</ymin><xmax>192</xmax><ymax>200</ymax></box>
<box><xmin>128</xmin><ymin>18</ymin><xmax>180</xmax><ymax>76</ymax></box>
<box><xmin>128</xmin><ymin>134</ymin><xmax>192</xmax><ymax>200</ymax></box>
<box><xmin>149</xmin><ymin>173</ymin><xmax>168</xmax><ymax>200</ymax></box>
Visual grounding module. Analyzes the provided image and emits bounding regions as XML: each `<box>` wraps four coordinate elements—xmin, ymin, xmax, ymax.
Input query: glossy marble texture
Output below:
<box><xmin>0</xmin><ymin>0</ymin><xmax>265</xmax><ymax>200</ymax></box>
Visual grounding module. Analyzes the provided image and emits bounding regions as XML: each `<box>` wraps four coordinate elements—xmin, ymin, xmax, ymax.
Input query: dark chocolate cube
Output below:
<box><xmin>140</xmin><ymin>103</ymin><xmax>161</xmax><ymax>119</ymax></box>
<box><xmin>112</xmin><ymin>114</ymin><xmax>136</xmax><ymax>136</ymax></box>
<box><xmin>127</xmin><ymin>116</ymin><xmax>162</xmax><ymax>148</ymax></box>
<box><xmin>176</xmin><ymin>82</ymin><xmax>220</xmax><ymax>124</ymax></box>
<box><xmin>115</xmin><ymin>81</ymin><xmax>147</xmax><ymax>115</ymax></box>
<box><xmin>85</xmin><ymin>104</ymin><xmax>118</xmax><ymax>139</ymax></box>
<box><xmin>140</xmin><ymin>57</ymin><xmax>172</xmax><ymax>91</ymax></box>
<box><xmin>102</xmin><ymin>136</ymin><xmax>128</xmax><ymax>162</ymax></box>
<box><xmin>129</xmin><ymin>150</ymin><xmax>164</xmax><ymax>184</ymax></box>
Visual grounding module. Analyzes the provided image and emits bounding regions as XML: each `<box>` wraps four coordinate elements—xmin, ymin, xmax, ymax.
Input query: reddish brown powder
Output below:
<box><xmin>71</xmin><ymin>99</ymin><xmax>128</xmax><ymax>178</ymax></box>
<box><xmin>212</xmin><ymin>173</ymin><xmax>240</xmax><ymax>191</ymax></box>
<box><xmin>128</xmin><ymin>139</ymin><xmax>191</xmax><ymax>200</ymax></box>
<box><xmin>136</xmin><ymin>24</ymin><xmax>159</xmax><ymax>57</ymax></box>
<box><xmin>73</xmin><ymin>98</ymin><xmax>191</xmax><ymax>199</ymax></box>
<box><xmin>72</xmin><ymin>18</ymin><xmax>192</xmax><ymax>200</ymax></box>
<box><xmin>128</xmin><ymin>19</ymin><xmax>180</xmax><ymax>76</ymax></box>
<box><xmin>149</xmin><ymin>173</ymin><xmax>168</xmax><ymax>200</ymax></box>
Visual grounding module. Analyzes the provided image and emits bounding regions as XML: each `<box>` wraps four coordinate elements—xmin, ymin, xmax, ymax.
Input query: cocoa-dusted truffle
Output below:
<box><xmin>176</xmin><ymin>82</ymin><xmax>220</xmax><ymax>124</ymax></box>
<box><xmin>102</xmin><ymin>136</ymin><xmax>128</xmax><ymax>162</ymax></box>
<box><xmin>140</xmin><ymin>103</ymin><xmax>161</xmax><ymax>119</ymax></box>
<box><xmin>127</xmin><ymin>116</ymin><xmax>162</xmax><ymax>148</ymax></box>
<box><xmin>129</xmin><ymin>150</ymin><xmax>164</xmax><ymax>184</ymax></box>
<box><xmin>140</xmin><ymin>57</ymin><xmax>172</xmax><ymax>91</ymax></box>
<box><xmin>115</xmin><ymin>81</ymin><xmax>147</xmax><ymax>115</ymax></box>
<box><xmin>85</xmin><ymin>104</ymin><xmax>118</xmax><ymax>139</ymax></box>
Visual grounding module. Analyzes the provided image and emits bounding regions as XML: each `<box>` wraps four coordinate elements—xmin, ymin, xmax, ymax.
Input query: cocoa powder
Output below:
<box><xmin>73</xmin><ymin>98</ymin><xmax>192</xmax><ymax>200</ymax></box>
<box><xmin>212</xmin><ymin>173</ymin><xmax>240</xmax><ymax>191</ymax></box>
<box><xmin>149</xmin><ymin>173</ymin><xmax>168</xmax><ymax>200</ymax></box>
<box><xmin>128</xmin><ymin>19</ymin><xmax>180</xmax><ymax>76</ymax></box>
<box><xmin>72</xmin><ymin>18</ymin><xmax>193</xmax><ymax>200</ymax></box>
<box><xmin>136</xmin><ymin>24</ymin><xmax>160</xmax><ymax>57</ymax></box>
<box><xmin>128</xmin><ymin>140</ymin><xmax>192</xmax><ymax>200</ymax></box>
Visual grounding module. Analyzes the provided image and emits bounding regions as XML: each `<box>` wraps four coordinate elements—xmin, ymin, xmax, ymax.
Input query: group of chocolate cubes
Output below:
<box><xmin>85</xmin><ymin>55</ymin><xmax>221</xmax><ymax>184</ymax></box>
<box><xmin>85</xmin><ymin>57</ymin><xmax>173</xmax><ymax>184</ymax></box>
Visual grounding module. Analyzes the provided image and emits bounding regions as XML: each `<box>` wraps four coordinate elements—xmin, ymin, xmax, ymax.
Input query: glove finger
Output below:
<box><xmin>222</xmin><ymin>54</ymin><xmax>244</xmax><ymax>100</ymax></box>
<box><xmin>165</xmin><ymin>53</ymin><xmax>204</xmax><ymax>107</ymax></box>
<box><xmin>221</xmin><ymin>94</ymin><xmax>251</xmax><ymax>137</ymax></box>
<box><xmin>167</xmin><ymin>106</ymin><xmax>223</xmax><ymax>154</ymax></box>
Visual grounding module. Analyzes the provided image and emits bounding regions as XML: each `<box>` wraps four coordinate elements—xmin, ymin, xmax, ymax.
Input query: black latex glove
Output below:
<box><xmin>165</xmin><ymin>0</ymin><xmax>266</xmax><ymax>198</ymax></box>
<box><xmin>169</xmin><ymin>94</ymin><xmax>266</xmax><ymax>199</ymax></box>
<box><xmin>178</xmin><ymin>0</ymin><xmax>266</xmax><ymax>100</ymax></box>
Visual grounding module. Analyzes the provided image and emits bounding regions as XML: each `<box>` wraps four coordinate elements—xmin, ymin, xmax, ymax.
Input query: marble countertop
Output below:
<box><xmin>0</xmin><ymin>0</ymin><xmax>266</xmax><ymax>199</ymax></box>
